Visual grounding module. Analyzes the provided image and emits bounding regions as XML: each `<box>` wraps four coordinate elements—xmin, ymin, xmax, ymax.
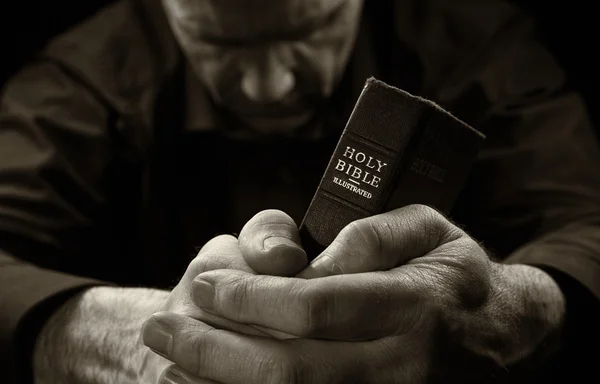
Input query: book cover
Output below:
<box><xmin>299</xmin><ymin>77</ymin><xmax>485</xmax><ymax>259</ymax></box>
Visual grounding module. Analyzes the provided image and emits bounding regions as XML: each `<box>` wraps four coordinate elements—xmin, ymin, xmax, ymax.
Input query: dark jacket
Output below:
<box><xmin>1</xmin><ymin>0</ymin><xmax>599</xmax><ymax>382</ymax></box>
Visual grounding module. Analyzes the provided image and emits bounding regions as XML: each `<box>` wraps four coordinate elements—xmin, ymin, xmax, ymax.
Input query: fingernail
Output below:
<box><xmin>263</xmin><ymin>236</ymin><xmax>301</xmax><ymax>251</ymax></box>
<box><xmin>331</xmin><ymin>262</ymin><xmax>343</xmax><ymax>274</ymax></box>
<box><xmin>312</xmin><ymin>256</ymin><xmax>344</xmax><ymax>275</ymax></box>
<box><xmin>160</xmin><ymin>369</ymin><xmax>189</xmax><ymax>384</ymax></box>
<box><xmin>142</xmin><ymin>317</ymin><xmax>173</xmax><ymax>358</ymax></box>
<box><xmin>191</xmin><ymin>278</ymin><xmax>215</xmax><ymax>310</ymax></box>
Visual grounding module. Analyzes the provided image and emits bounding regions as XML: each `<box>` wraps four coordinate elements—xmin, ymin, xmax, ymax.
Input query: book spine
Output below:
<box><xmin>299</xmin><ymin>78</ymin><xmax>484</xmax><ymax>260</ymax></box>
<box><xmin>384</xmin><ymin>106</ymin><xmax>484</xmax><ymax>215</ymax></box>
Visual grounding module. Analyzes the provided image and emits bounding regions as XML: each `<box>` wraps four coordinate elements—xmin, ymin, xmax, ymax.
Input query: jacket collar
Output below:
<box><xmin>135</xmin><ymin>0</ymin><xmax>181</xmax><ymax>78</ymax></box>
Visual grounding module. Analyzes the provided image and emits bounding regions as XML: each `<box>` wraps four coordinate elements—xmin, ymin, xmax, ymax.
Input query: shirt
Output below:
<box><xmin>1</xmin><ymin>0</ymin><xmax>599</xmax><ymax>382</ymax></box>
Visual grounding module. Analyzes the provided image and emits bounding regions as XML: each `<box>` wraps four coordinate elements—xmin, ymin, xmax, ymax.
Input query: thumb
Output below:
<box><xmin>297</xmin><ymin>204</ymin><xmax>463</xmax><ymax>278</ymax></box>
<box><xmin>238</xmin><ymin>209</ymin><xmax>307</xmax><ymax>276</ymax></box>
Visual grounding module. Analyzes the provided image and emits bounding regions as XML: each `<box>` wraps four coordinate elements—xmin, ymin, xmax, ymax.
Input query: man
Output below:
<box><xmin>1</xmin><ymin>0</ymin><xmax>599</xmax><ymax>382</ymax></box>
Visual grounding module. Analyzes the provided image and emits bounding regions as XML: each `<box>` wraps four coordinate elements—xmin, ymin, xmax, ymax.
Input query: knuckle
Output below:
<box><xmin>461</xmin><ymin>243</ymin><xmax>493</xmax><ymax>302</ymax></box>
<box><xmin>405</xmin><ymin>204</ymin><xmax>443</xmax><ymax>229</ymax></box>
<box><xmin>231</xmin><ymin>282</ymin><xmax>248</xmax><ymax>308</ymax></box>
<box><xmin>197</xmin><ymin>234</ymin><xmax>237</xmax><ymax>255</ymax></box>
<box><xmin>258</xmin><ymin>209</ymin><xmax>290</xmax><ymax>221</ymax></box>
<box><xmin>179</xmin><ymin>326</ymin><xmax>214</xmax><ymax>376</ymax></box>
<box><xmin>405</xmin><ymin>203</ymin><xmax>439</xmax><ymax>218</ymax></box>
<box><xmin>277</xmin><ymin>352</ymin><xmax>307</xmax><ymax>384</ymax></box>
<box><xmin>188</xmin><ymin>255</ymin><xmax>211</xmax><ymax>274</ymax></box>
<box><xmin>296</xmin><ymin>284</ymin><xmax>329</xmax><ymax>336</ymax></box>
<box><xmin>247</xmin><ymin>209</ymin><xmax>291</xmax><ymax>230</ymax></box>
<box><xmin>190</xmin><ymin>234</ymin><xmax>239</xmax><ymax>273</ymax></box>
<box><xmin>241</xmin><ymin>210</ymin><xmax>296</xmax><ymax>250</ymax></box>
<box><xmin>223</xmin><ymin>275</ymin><xmax>251</xmax><ymax>321</ymax></box>
<box><xmin>405</xmin><ymin>204</ymin><xmax>463</xmax><ymax>245</ymax></box>
<box><xmin>366</xmin><ymin>217</ymin><xmax>396</xmax><ymax>265</ymax></box>
<box><xmin>259</xmin><ymin>350</ymin><xmax>306</xmax><ymax>384</ymax></box>
<box><xmin>344</xmin><ymin>219</ymin><xmax>375</xmax><ymax>239</ymax></box>
<box><xmin>428</xmin><ymin>238</ymin><xmax>492</xmax><ymax>307</ymax></box>
<box><xmin>196</xmin><ymin>328</ymin><xmax>221</xmax><ymax>377</ymax></box>
<box><xmin>341</xmin><ymin>220</ymin><xmax>382</xmax><ymax>253</ymax></box>
<box><xmin>350</xmin><ymin>218</ymin><xmax>397</xmax><ymax>269</ymax></box>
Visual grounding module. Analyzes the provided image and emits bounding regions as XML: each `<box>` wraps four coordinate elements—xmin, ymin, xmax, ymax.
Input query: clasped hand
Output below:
<box><xmin>141</xmin><ymin>205</ymin><xmax>549</xmax><ymax>383</ymax></box>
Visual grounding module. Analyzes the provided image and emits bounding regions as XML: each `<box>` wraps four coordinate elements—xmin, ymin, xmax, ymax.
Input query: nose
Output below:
<box><xmin>241</xmin><ymin>52</ymin><xmax>295</xmax><ymax>103</ymax></box>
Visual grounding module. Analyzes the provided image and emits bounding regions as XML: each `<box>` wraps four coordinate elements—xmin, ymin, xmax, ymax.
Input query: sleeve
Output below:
<box><xmin>0</xmin><ymin>60</ymin><xmax>115</xmax><ymax>383</ymax></box>
<box><xmin>451</xmin><ymin>24</ymin><xmax>600</xmax><ymax>301</ymax></box>
<box><xmin>449</xmin><ymin>16</ymin><xmax>600</xmax><ymax>379</ymax></box>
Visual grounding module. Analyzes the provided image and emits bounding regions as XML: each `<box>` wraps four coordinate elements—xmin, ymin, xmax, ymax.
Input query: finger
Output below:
<box><xmin>142</xmin><ymin>312</ymin><xmax>266</xmax><ymax>384</ymax></box>
<box><xmin>180</xmin><ymin>234</ymin><xmax>298</xmax><ymax>340</ymax></box>
<box><xmin>176</xmin><ymin>235</ymin><xmax>275</xmax><ymax>339</ymax></box>
<box><xmin>191</xmin><ymin>269</ymin><xmax>433</xmax><ymax>340</ymax></box>
<box><xmin>238</xmin><ymin>209</ymin><xmax>307</xmax><ymax>276</ymax></box>
<box><xmin>297</xmin><ymin>204</ymin><xmax>464</xmax><ymax>279</ymax></box>
<box><xmin>187</xmin><ymin>235</ymin><xmax>253</xmax><ymax>279</ymax></box>
<box><xmin>160</xmin><ymin>364</ymin><xmax>222</xmax><ymax>384</ymax></box>
<box><xmin>143</xmin><ymin>312</ymin><xmax>367</xmax><ymax>384</ymax></box>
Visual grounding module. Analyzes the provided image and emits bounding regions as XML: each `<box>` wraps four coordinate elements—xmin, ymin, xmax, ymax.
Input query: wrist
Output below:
<box><xmin>493</xmin><ymin>263</ymin><xmax>566</xmax><ymax>366</ymax></box>
<box><xmin>33</xmin><ymin>286</ymin><xmax>169</xmax><ymax>384</ymax></box>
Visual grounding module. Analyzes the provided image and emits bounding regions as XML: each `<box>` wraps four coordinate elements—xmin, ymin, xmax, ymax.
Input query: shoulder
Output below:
<box><xmin>40</xmin><ymin>0</ymin><xmax>179</xmax><ymax>111</ymax></box>
<box><xmin>391</xmin><ymin>0</ymin><xmax>566</xmax><ymax>119</ymax></box>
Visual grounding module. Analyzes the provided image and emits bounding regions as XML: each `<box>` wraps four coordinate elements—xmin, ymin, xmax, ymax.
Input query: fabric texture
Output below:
<box><xmin>1</xmin><ymin>0</ymin><xmax>599</xmax><ymax>382</ymax></box>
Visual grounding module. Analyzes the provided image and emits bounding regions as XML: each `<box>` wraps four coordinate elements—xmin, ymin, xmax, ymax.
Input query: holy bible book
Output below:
<box><xmin>299</xmin><ymin>77</ymin><xmax>485</xmax><ymax>259</ymax></box>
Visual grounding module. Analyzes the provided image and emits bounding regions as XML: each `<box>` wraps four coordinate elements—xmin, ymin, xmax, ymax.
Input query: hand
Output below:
<box><xmin>140</xmin><ymin>210</ymin><xmax>308</xmax><ymax>383</ymax></box>
<box><xmin>145</xmin><ymin>205</ymin><xmax>566</xmax><ymax>383</ymax></box>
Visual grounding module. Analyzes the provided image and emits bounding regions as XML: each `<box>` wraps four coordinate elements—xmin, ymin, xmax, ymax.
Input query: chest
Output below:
<box><xmin>130</xmin><ymin>126</ymin><xmax>339</xmax><ymax>286</ymax></box>
<box><xmin>170</xmin><ymin>133</ymin><xmax>338</xmax><ymax>251</ymax></box>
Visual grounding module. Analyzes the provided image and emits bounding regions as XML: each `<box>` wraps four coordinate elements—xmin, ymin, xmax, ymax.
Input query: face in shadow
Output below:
<box><xmin>162</xmin><ymin>0</ymin><xmax>364</xmax><ymax>132</ymax></box>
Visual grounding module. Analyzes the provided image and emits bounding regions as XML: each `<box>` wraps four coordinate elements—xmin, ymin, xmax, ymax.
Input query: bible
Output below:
<box><xmin>299</xmin><ymin>77</ymin><xmax>485</xmax><ymax>260</ymax></box>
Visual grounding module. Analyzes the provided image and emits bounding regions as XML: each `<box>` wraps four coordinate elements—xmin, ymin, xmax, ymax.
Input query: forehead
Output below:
<box><xmin>170</xmin><ymin>0</ymin><xmax>346</xmax><ymax>40</ymax></box>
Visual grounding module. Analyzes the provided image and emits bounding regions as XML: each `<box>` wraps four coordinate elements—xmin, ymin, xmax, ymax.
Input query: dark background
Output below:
<box><xmin>0</xmin><ymin>1</ymin><xmax>597</xmax><ymax>125</ymax></box>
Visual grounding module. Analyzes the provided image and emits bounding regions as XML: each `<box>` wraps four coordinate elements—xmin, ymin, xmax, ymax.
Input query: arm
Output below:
<box><xmin>0</xmin><ymin>56</ymin><xmax>308</xmax><ymax>384</ymax></box>
<box><xmin>0</xmin><ymin>251</ymin><xmax>101</xmax><ymax>384</ymax></box>
<box><xmin>139</xmin><ymin>206</ymin><xmax>571</xmax><ymax>383</ymax></box>
<box><xmin>33</xmin><ymin>229</ymin><xmax>291</xmax><ymax>384</ymax></box>
<box><xmin>0</xmin><ymin>60</ymin><xmax>120</xmax><ymax>383</ymax></box>
<box><xmin>27</xmin><ymin>214</ymin><xmax>306</xmax><ymax>384</ymax></box>
<box><xmin>445</xmin><ymin>14</ymin><xmax>600</xmax><ymax>378</ymax></box>
<box><xmin>33</xmin><ymin>287</ymin><xmax>169</xmax><ymax>384</ymax></box>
